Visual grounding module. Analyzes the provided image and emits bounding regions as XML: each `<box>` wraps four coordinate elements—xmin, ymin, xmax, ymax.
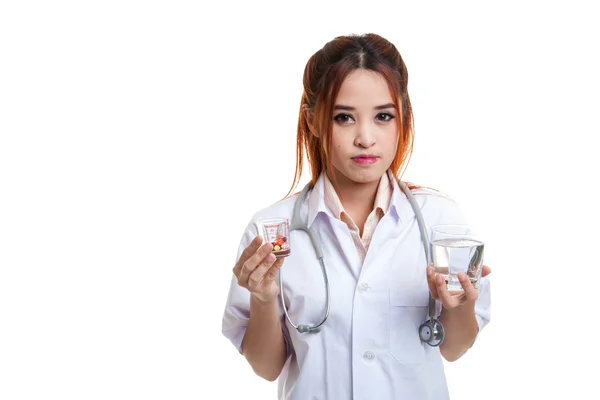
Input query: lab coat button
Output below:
<box><xmin>363</xmin><ymin>351</ymin><xmax>375</xmax><ymax>361</ymax></box>
<box><xmin>358</xmin><ymin>282</ymin><xmax>370</xmax><ymax>293</ymax></box>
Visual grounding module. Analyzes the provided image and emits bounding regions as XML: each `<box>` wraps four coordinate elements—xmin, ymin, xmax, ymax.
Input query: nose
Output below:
<box><xmin>354</xmin><ymin>121</ymin><xmax>376</xmax><ymax>148</ymax></box>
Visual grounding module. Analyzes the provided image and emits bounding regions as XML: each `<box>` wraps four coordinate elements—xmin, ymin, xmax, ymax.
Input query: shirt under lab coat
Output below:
<box><xmin>222</xmin><ymin>172</ymin><xmax>491</xmax><ymax>400</ymax></box>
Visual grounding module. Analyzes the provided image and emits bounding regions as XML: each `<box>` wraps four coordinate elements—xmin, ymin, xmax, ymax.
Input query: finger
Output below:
<box><xmin>436</xmin><ymin>273</ymin><xmax>457</xmax><ymax>308</ymax></box>
<box><xmin>263</xmin><ymin>257</ymin><xmax>285</xmax><ymax>283</ymax></box>
<box><xmin>458</xmin><ymin>272</ymin><xmax>479</xmax><ymax>301</ymax></box>
<box><xmin>237</xmin><ymin>242</ymin><xmax>273</xmax><ymax>286</ymax></box>
<box><xmin>426</xmin><ymin>266</ymin><xmax>439</xmax><ymax>300</ymax></box>
<box><xmin>247</xmin><ymin>253</ymin><xmax>277</xmax><ymax>290</ymax></box>
<box><xmin>481</xmin><ymin>264</ymin><xmax>491</xmax><ymax>278</ymax></box>
<box><xmin>232</xmin><ymin>235</ymin><xmax>263</xmax><ymax>276</ymax></box>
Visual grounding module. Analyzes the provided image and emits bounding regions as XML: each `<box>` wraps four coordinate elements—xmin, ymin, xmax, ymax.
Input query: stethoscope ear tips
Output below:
<box><xmin>419</xmin><ymin>319</ymin><xmax>444</xmax><ymax>347</ymax></box>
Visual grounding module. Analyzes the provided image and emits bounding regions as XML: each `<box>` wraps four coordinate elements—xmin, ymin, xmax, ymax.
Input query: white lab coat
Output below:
<box><xmin>222</xmin><ymin>172</ymin><xmax>491</xmax><ymax>400</ymax></box>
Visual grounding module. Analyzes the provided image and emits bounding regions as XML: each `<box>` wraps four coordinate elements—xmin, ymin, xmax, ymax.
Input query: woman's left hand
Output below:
<box><xmin>426</xmin><ymin>265</ymin><xmax>491</xmax><ymax>309</ymax></box>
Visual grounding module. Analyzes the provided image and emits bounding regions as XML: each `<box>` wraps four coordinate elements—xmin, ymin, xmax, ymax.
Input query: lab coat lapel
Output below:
<box><xmin>307</xmin><ymin>174</ymin><xmax>362</xmax><ymax>280</ymax></box>
<box><xmin>361</xmin><ymin>177</ymin><xmax>417</xmax><ymax>272</ymax></box>
<box><xmin>328</xmin><ymin>216</ymin><xmax>362</xmax><ymax>280</ymax></box>
<box><xmin>361</xmin><ymin>212</ymin><xmax>396</xmax><ymax>272</ymax></box>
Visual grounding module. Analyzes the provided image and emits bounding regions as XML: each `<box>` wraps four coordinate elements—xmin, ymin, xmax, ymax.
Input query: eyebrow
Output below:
<box><xmin>334</xmin><ymin>103</ymin><xmax>395</xmax><ymax>111</ymax></box>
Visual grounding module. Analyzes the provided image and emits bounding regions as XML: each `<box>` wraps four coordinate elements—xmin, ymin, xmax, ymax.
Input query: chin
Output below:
<box><xmin>346</xmin><ymin>169</ymin><xmax>385</xmax><ymax>185</ymax></box>
<box><xmin>331</xmin><ymin>164</ymin><xmax>389</xmax><ymax>186</ymax></box>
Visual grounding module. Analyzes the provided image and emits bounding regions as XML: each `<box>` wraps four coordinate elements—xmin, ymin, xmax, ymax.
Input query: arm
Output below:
<box><xmin>241</xmin><ymin>295</ymin><xmax>288</xmax><ymax>381</ymax></box>
<box><xmin>439</xmin><ymin>299</ymin><xmax>478</xmax><ymax>361</ymax></box>
<box><xmin>225</xmin><ymin>234</ymin><xmax>289</xmax><ymax>381</ymax></box>
<box><xmin>426</xmin><ymin>265</ymin><xmax>492</xmax><ymax>362</ymax></box>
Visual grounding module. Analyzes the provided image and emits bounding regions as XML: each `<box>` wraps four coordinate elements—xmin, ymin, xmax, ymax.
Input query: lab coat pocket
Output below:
<box><xmin>389</xmin><ymin>287</ymin><xmax>429</xmax><ymax>364</ymax></box>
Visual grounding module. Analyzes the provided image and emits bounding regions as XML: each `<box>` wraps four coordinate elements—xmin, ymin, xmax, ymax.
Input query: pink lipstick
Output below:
<box><xmin>352</xmin><ymin>155</ymin><xmax>378</xmax><ymax>165</ymax></box>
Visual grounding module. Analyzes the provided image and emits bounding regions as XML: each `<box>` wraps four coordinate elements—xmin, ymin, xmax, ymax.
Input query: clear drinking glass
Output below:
<box><xmin>430</xmin><ymin>224</ymin><xmax>484</xmax><ymax>291</ymax></box>
<box><xmin>259</xmin><ymin>218</ymin><xmax>291</xmax><ymax>258</ymax></box>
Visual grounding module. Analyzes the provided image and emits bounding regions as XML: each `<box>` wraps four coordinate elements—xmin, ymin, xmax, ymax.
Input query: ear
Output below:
<box><xmin>303</xmin><ymin>105</ymin><xmax>318</xmax><ymax>138</ymax></box>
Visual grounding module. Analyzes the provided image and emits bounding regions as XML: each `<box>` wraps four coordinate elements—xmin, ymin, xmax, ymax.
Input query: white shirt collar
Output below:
<box><xmin>305</xmin><ymin>170</ymin><xmax>413</xmax><ymax>227</ymax></box>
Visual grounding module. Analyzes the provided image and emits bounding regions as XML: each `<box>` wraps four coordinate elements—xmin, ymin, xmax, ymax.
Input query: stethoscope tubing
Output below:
<box><xmin>278</xmin><ymin>180</ymin><xmax>441</xmax><ymax>344</ymax></box>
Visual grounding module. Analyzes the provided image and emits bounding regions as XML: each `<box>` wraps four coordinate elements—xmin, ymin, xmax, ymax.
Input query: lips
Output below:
<box><xmin>352</xmin><ymin>155</ymin><xmax>379</xmax><ymax>165</ymax></box>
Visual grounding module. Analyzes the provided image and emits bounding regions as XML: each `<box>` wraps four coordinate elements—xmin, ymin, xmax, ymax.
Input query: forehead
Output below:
<box><xmin>336</xmin><ymin>69</ymin><xmax>392</xmax><ymax>106</ymax></box>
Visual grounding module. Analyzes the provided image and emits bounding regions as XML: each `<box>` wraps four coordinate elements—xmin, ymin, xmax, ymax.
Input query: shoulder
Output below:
<box><xmin>403</xmin><ymin>181</ymin><xmax>450</xmax><ymax>198</ymax></box>
<box><xmin>402</xmin><ymin>181</ymin><xmax>455</xmax><ymax>206</ymax></box>
<box><xmin>233</xmin><ymin>192</ymin><xmax>302</xmax><ymax>256</ymax></box>
<box><xmin>246</xmin><ymin>192</ymin><xmax>300</xmax><ymax>229</ymax></box>
<box><xmin>401</xmin><ymin>181</ymin><xmax>466</xmax><ymax>224</ymax></box>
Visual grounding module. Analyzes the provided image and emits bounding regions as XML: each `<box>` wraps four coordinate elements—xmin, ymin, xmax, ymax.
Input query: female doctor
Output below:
<box><xmin>221</xmin><ymin>33</ymin><xmax>491</xmax><ymax>400</ymax></box>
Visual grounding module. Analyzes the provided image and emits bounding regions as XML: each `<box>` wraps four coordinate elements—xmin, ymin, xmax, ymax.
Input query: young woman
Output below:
<box><xmin>222</xmin><ymin>33</ymin><xmax>491</xmax><ymax>399</ymax></box>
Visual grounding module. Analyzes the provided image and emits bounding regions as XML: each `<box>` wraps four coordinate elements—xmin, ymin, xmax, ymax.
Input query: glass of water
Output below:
<box><xmin>430</xmin><ymin>224</ymin><xmax>484</xmax><ymax>292</ymax></box>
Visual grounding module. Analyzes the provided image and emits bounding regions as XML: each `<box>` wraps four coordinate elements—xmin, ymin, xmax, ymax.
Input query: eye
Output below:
<box><xmin>334</xmin><ymin>113</ymin><xmax>355</xmax><ymax>124</ymax></box>
<box><xmin>376</xmin><ymin>112</ymin><xmax>395</xmax><ymax>122</ymax></box>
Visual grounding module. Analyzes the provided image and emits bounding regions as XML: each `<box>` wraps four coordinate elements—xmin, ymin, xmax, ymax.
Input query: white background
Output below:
<box><xmin>1</xmin><ymin>0</ymin><xmax>598</xmax><ymax>399</ymax></box>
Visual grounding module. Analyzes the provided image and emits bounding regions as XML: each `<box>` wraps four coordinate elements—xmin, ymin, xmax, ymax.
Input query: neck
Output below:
<box><xmin>328</xmin><ymin>170</ymin><xmax>382</xmax><ymax>214</ymax></box>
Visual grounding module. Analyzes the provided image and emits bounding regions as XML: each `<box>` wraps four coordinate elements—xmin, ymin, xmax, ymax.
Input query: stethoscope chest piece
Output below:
<box><xmin>419</xmin><ymin>319</ymin><xmax>444</xmax><ymax>347</ymax></box>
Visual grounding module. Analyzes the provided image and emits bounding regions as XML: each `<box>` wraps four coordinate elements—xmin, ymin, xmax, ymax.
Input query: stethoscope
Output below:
<box><xmin>279</xmin><ymin>180</ymin><xmax>445</xmax><ymax>346</ymax></box>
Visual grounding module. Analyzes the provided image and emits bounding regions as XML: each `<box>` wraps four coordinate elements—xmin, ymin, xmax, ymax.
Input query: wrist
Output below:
<box><xmin>250</xmin><ymin>292</ymin><xmax>278</xmax><ymax>307</ymax></box>
<box><xmin>441</xmin><ymin>299</ymin><xmax>476</xmax><ymax>318</ymax></box>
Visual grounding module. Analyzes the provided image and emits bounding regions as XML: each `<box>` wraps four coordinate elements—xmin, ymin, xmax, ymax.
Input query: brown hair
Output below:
<box><xmin>287</xmin><ymin>33</ymin><xmax>422</xmax><ymax>197</ymax></box>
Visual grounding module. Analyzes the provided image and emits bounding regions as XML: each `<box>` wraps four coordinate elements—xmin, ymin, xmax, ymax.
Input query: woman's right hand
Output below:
<box><xmin>232</xmin><ymin>235</ymin><xmax>284</xmax><ymax>304</ymax></box>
